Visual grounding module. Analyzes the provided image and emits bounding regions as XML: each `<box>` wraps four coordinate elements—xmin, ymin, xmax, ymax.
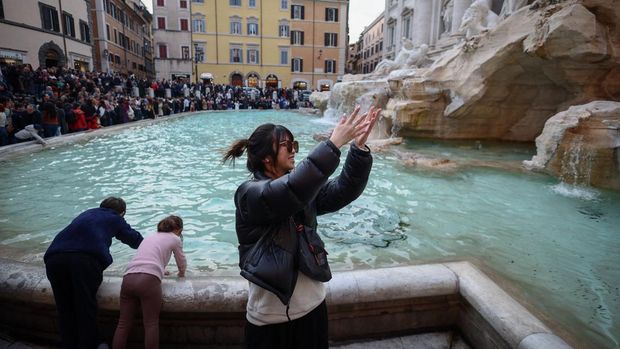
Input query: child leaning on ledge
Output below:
<box><xmin>112</xmin><ymin>215</ymin><xmax>187</xmax><ymax>349</ymax></box>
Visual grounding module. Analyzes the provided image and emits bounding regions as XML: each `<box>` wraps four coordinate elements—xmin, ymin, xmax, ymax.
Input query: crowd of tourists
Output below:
<box><xmin>0</xmin><ymin>64</ymin><xmax>314</xmax><ymax>147</ymax></box>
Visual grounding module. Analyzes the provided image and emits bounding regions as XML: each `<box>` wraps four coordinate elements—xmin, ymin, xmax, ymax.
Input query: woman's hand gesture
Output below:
<box><xmin>329</xmin><ymin>106</ymin><xmax>381</xmax><ymax>149</ymax></box>
<box><xmin>355</xmin><ymin>106</ymin><xmax>381</xmax><ymax>149</ymax></box>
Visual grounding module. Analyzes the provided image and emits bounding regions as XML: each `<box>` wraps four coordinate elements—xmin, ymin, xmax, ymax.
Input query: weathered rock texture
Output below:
<box><xmin>333</xmin><ymin>0</ymin><xmax>619</xmax><ymax>189</ymax></box>
<box><xmin>381</xmin><ymin>0</ymin><xmax>619</xmax><ymax>141</ymax></box>
<box><xmin>524</xmin><ymin>101</ymin><xmax>620</xmax><ymax>190</ymax></box>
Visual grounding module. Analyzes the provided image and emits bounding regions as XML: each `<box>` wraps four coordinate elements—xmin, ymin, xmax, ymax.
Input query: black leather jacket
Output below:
<box><xmin>234</xmin><ymin>140</ymin><xmax>373</xmax><ymax>304</ymax></box>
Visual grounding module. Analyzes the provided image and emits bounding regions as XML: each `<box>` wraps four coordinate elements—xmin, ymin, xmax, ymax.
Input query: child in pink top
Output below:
<box><xmin>112</xmin><ymin>215</ymin><xmax>186</xmax><ymax>349</ymax></box>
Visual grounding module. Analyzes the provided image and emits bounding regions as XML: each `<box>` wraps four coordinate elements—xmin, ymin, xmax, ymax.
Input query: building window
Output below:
<box><xmin>180</xmin><ymin>18</ymin><xmax>189</xmax><ymax>31</ymax></box>
<box><xmin>181</xmin><ymin>45</ymin><xmax>190</xmax><ymax>59</ymax></box>
<box><xmin>291</xmin><ymin>30</ymin><xmax>304</xmax><ymax>45</ymax></box>
<box><xmin>0</xmin><ymin>0</ymin><xmax>4</xmax><ymax>19</ymax></box>
<box><xmin>325</xmin><ymin>59</ymin><xmax>336</xmax><ymax>73</ymax></box>
<box><xmin>230</xmin><ymin>47</ymin><xmax>243</xmax><ymax>63</ymax></box>
<box><xmin>292</xmin><ymin>58</ymin><xmax>303</xmax><ymax>72</ymax></box>
<box><xmin>325</xmin><ymin>8</ymin><xmax>338</xmax><ymax>22</ymax></box>
<box><xmin>62</xmin><ymin>12</ymin><xmax>75</xmax><ymax>37</ymax></box>
<box><xmin>193</xmin><ymin>18</ymin><xmax>205</xmax><ymax>33</ymax></box>
<box><xmin>230</xmin><ymin>0</ymin><xmax>241</xmax><ymax>6</ymax></box>
<box><xmin>79</xmin><ymin>20</ymin><xmax>90</xmax><ymax>43</ymax></box>
<box><xmin>279</xmin><ymin>48</ymin><xmax>288</xmax><ymax>65</ymax></box>
<box><xmin>159</xmin><ymin>45</ymin><xmax>168</xmax><ymax>58</ymax></box>
<box><xmin>249</xmin><ymin>0</ymin><xmax>256</xmax><ymax>7</ymax></box>
<box><xmin>247</xmin><ymin>48</ymin><xmax>259</xmax><ymax>64</ymax></box>
<box><xmin>194</xmin><ymin>44</ymin><xmax>205</xmax><ymax>62</ymax></box>
<box><xmin>180</xmin><ymin>0</ymin><xmax>188</xmax><ymax>8</ymax></box>
<box><xmin>280</xmin><ymin>0</ymin><xmax>287</xmax><ymax>9</ymax></box>
<box><xmin>106</xmin><ymin>24</ymin><xmax>110</xmax><ymax>40</ymax></box>
<box><xmin>279</xmin><ymin>22</ymin><xmax>289</xmax><ymax>37</ymax></box>
<box><xmin>40</xmin><ymin>4</ymin><xmax>60</xmax><ymax>32</ymax></box>
<box><xmin>291</xmin><ymin>5</ymin><xmax>304</xmax><ymax>19</ymax></box>
<box><xmin>387</xmin><ymin>22</ymin><xmax>395</xmax><ymax>49</ymax></box>
<box><xmin>157</xmin><ymin>0</ymin><xmax>164</xmax><ymax>6</ymax></box>
<box><xmin>115</xmin><ymin>54</ymin><xmax>121</xmax><ymax>64</ymax></box>
<box><xmin>403</xmin><ymin>13</ymin><xmax>412</xmax><ymax>40</ymax></box>
<box><xmin>248</xmin><ymin>22</ymin><xmax>258</xmax><ymax>35</ymax></box>
<box><xmin>230</xmin><ymin>17</ymin><xmax>242</xmax><ymax>34</ymax></box>
<box><xmin>157</xmin><ymin>17</ymin><xmax>166</xmax><ymax>30</ymax></box>
<box><xmin>324</xmin><ymin>32</ymin><xmax>337</xmax><ymax>47</ymax></box>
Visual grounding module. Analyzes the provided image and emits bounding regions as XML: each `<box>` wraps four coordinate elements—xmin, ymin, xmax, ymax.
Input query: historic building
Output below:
<box><xmin>90</xmin><ymin>0</ymin><xmax>154</xmax><ymax>79</ymax></box>
<box><xmin>358</xmin><ymin>13</ymin><xmax>383</xmax><ymax>74</ymax></box>
<box><xmin>152</xmin><ymin>0</ymin><xmax>193</xmax><ymax>80</ymax></box>
<box><xmin>345</xmin><ymin>42</ymin><xmax>358</xmax><ymax>74</ymax></box>
<box><xmin>0</xmin><ymin>0</ymin><xmax>93</xmax><ymax>70</ymax></box>
<box><xmin>383</xmin><ymin>0</ymin><xmax>504</xmax><ymax>59</ymax></box>
<box><xmin>190</xmin><ymin>0</ymin><xmax>291</xmax><ymax>88</ymax></box>
<box><xmin>289</xmin><ymin>0</ymin><xmax>349</xmax><ymax>91</ymax></box>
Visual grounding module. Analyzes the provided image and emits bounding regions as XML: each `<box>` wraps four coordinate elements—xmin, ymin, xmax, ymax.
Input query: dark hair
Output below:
<box><xmin>222</xmin><ymin>123</ymin><xmax>294</xmax><ymax>173</ymax></box>
<box><xmin>157</xmin><ymin>215</ymin><xmax>183</xmax><ymax>233</ymax></box>
<box><xmin>100</xmin><ymin>197</ymin><xmax>126</xmax><ymax>215</ymax></box>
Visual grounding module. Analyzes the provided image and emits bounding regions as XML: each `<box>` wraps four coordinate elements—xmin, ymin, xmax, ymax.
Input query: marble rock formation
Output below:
<box><xmin>334</xmin><ymin>0</ymin><xmax>619</xmax><ymax>188</ymax></box>
<box><xmin>524</xmin><ymin>101</ymin><xmax>620</xmax><ymax>190</ymax></box>
<box><xmin>373</xmin><ymin>39</ymin><xmax>430</xmax><ymax>76</ymax></box>
<box><xmin>309</xmin><ymin>91</ymin><xmax>331</xmax><ymax>114</ymax></box>
<box><xmin>380</xmin><ymin>0</ymin><xmax>620</xmax><ymax>143</ymax></box>
<box><xmin>458</xmin><ymin>0</ymin><xmax>500</xmax><ymax>39</ymax></box>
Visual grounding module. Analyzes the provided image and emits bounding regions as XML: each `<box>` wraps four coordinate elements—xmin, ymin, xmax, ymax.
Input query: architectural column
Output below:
<box><xmin>429</xmin><ymin>0</ymin><xmax>443</xmax><ymax>46</ymax></box>
<box><xmin>451</xmin><ymin>0</ymin><xmax>472</xmax><ymax>33</ymax></box>
<box><xmin>412</xmin><ymin>0</ymin><xmax>433</xmax><ymax>46</ymax></box>
<box><xmin>94</xmin><ymin>0</ymin><xmax>110</xmax><ymax>72</ymax></box>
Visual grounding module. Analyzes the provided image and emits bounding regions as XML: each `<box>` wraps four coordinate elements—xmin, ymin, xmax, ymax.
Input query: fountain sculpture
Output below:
<box><xmin>322</xmin><ymin>0</ymin><xmax>620</xmax><ymax>190</ymax></box>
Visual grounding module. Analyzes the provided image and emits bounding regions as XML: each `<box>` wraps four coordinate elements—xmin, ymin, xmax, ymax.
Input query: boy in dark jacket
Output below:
<box><xmin>44</xmin><ymin>197</ymin><xmax>144</xmax><ymax>349</ymax></box>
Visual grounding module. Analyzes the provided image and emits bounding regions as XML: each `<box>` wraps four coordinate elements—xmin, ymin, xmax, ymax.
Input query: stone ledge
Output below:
<box><xmin>0</xmin><ymin>258</ymin><xmax>572</xmax><ymax>347</ymax></box>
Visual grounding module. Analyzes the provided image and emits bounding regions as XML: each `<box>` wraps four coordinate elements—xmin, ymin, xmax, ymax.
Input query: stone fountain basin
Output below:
<box><xmin>0</xmin><ymin>259</ymin><xmax>571</xmax><ymax>348</ymax></box>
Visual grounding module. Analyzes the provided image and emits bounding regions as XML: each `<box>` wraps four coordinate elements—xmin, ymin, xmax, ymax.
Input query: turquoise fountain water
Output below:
<box><xmin>0</xmin><ymin>111</ymin><xmax>618</xmax><ymax>348</ymax></box>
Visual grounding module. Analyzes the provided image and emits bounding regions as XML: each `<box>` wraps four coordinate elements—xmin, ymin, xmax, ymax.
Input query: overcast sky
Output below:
<box><xmin>347</xmin><ymin>1</ymin><xmax>384</xmax><ymax>42</ymax></box>
<box><xmin>143</xmin><ymin>1</ymin><xmax>385</xmax><ymax>44</ymax></box>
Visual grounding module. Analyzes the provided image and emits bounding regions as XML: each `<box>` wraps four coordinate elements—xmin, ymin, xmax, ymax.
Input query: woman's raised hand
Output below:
<box><xmin>355</xmin><ymin>106</ymin><xmax>381</xmax><ymax>149</ymax></box>
<box><xmin>329</xmin><ymin>106</ymin><xmax>381</xmax><ymax>149</ymax></box>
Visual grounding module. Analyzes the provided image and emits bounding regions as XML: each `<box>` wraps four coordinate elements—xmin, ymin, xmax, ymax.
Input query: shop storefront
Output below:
<box><xmin>0</xmin><ymin>49</ymin><xmax>25</xmax><ymax>66</ymax></box>
<box><xmin>231</xmin><ymin>73</ymin><xmax>243</xmax><ymax>86</ymax></box>
<box><xmin>293</xmin><ymin>80</ymin><xmax>308</xmax><ymax>90</ymax></box>
<box><xmin>265</xmin><ymin>74</ymin><xmax>279</xmax><ymax>88</ymax></box>
<box><xmin>247</xmin><ymin>73</ymin><xmax>260</xmax><ymax>87</ymax></box>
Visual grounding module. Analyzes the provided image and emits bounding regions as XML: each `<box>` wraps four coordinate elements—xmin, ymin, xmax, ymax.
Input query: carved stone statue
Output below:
<box><xmin>499</xmin><ymin>0</ymin><xmax>530</xmax><ymax>17</ymax></box>
<box><xmin>458</xmin><ymin>0</ymin><xmax>499</xmax><ymax>39</ymax></box>
<box><xmin>406</xmin><ymin>44</ymin><xmax>429</xmax><ymax>67</ymax></box>
<box><xmin>373</xmin><ymin>39</ymin><xmax>429</xmax><ymax>75</ymax></box>
<box><xmin>441</xmin><ymin>0</ymin><xmax>454</xmax><ymax>35</ymax></box>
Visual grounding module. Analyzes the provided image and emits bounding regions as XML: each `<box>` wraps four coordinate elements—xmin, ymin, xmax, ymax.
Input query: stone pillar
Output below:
<box><xmin>413</xmin><ymin>0</ymin><xmax>434</xmax><ymax>46</ymax></box>
<box><xmin>429</xmin><ymin>0</ymin><xmax>443</xmax><ymax>45</ymax></box>
<box><xmin>451</xmin><ymin>0</ymin><xmax>472</xmax><ymax>32</ymax></box>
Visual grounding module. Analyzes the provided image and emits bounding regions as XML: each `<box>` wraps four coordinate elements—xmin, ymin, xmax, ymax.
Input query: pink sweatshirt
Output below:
<box><xmin>124</xmin><ymin>232</ymin><xmax>187</xmax><ymax>280</ymax></box>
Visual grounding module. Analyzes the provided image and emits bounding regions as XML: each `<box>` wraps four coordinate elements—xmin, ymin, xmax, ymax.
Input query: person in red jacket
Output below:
<box><xmin>69</xmin><ymin>103</ymin><xmax>87</xmax><ymax>132</ymax></box>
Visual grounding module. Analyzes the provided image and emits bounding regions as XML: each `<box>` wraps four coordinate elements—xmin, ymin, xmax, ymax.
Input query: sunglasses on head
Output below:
<box><xmin>279</xmin><ymin>139</ymin><xmax>299</xmax><ymax>153</ymax></box>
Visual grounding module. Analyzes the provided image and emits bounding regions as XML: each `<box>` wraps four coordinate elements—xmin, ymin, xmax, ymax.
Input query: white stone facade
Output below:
<box><xmin>382</xmin><ymin>0</ymin><xmax>506</xmax><ymax>59</ymax></box>
<box><xmin>0</xmin><ymin>0</ymin><xmax>93</xmax><ymax>70</ymax></box>
<box><xmin>152</xmin><ymin>0</ymin><xmax>193</xmax><ymax>81</ymax></box>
